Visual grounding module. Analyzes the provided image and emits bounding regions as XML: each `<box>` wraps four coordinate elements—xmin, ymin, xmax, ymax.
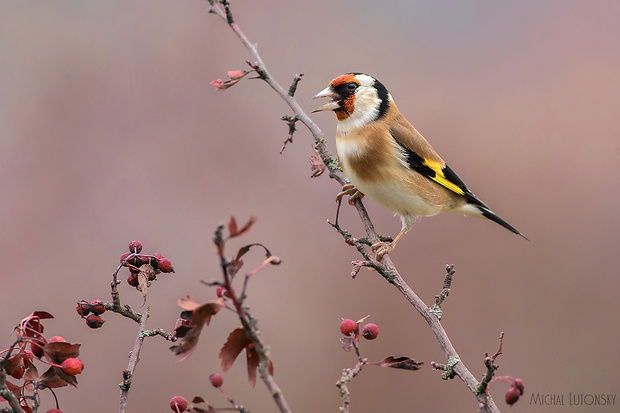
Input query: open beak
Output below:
<box><xmin>312</xmin><ymin>86</ymin><xmax>340</xmax><ymax>113</ymax></box>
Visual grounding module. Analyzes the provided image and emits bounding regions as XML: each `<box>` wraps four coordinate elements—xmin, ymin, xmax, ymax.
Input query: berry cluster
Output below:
<box><xmin>1</xmin><ymin>312</ymin><xmax>84</xmax><ymax>412</ymax></box>
<box><xmin>340</xmin><ymin>318</ymin><xmax>379</xmax><ymax>341</ymax></box>
<box><xmin>76</xmin><ymin>299</ymin><xmax>106</xmax><ymax>329</ymax></box>
<box><xmin>504</xmin><ymin>378</ymin><xmax>525</xmax><ymax>405</ymax></box>
<box><xmin>119</xmin><ymin>240</ymin><xmax>174</xmax><ymax>287</ymax></box>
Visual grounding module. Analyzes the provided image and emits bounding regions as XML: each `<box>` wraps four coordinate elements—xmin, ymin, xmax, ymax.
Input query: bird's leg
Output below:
<box><xmin>336</xmin><ymin>184</ymin><xmax>365</xmax><ymax>206</ymax></box>
<box><xmin>372</xmin><ymin>228</ymin><xmax>407</xmax><ymax>260</ymax></box>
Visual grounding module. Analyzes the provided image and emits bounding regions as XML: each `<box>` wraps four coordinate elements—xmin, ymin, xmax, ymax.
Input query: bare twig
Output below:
<box><xmin>207</xmin><ymin>1</ymin><xmax>500</xmax><ymax>411</ymax></box>
<box><xmin>288</xmin><ymin>73</ymin><xmax>304</xmax><ymax>97</ymax></box>
<box><xmin>476</xmin><ymin>332</ymin><xmax>505</xmax><ymax>396</ymax></box>
<box><xmin>280</xmin><ymin>115</ymin><xmax>299</xmax><ymax>153</ymax></box>
<box><xmin>217</xmin><ymin>387</ymin><xmax>250</xmax><ymax>413</ymax></box>
<box><xmin>430</xmin><ymin>264</ymin><xmax>456</xmax><ymax>320</ymax></box>
<box><xmin>119</xmin><ymin>308</ymin><xmax>150</xmax><ymax>413</ymax></box>
<box><xmin>336</xmin><ymin>341</ymin><xmax>367</xmax><ymax>413</ymax></box>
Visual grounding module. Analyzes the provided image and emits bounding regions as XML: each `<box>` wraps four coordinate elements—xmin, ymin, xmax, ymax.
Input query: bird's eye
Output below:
<box><xmin>347</xmin><ymin>82</ymin><xmax>358</xmax><ymax>91</ymax></box>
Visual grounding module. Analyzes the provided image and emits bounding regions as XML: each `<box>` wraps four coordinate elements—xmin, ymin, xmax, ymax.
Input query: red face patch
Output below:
<box><xmin>330</xmin><ymin>74</ymin><xmax>360</xmax><ymax>120</ymax></box>
<box><xmin>330</xmin><ymin>74</ymin><xmax>358</xmax><ymax>88</ymax></box>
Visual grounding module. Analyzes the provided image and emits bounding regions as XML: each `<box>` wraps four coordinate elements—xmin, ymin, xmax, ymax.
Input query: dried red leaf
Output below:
<box><xmin>137</xmin><ymin>264</ymin><xmax>158</xmax><ymax>304</ymax></box>
<box><xmin>376</xmin><ymin>356</ymin><xmax>424</xmax><ymax>371</ymax></box>
<box><xmin>4</xmin><ymin>354</ymin><xmax>24</xmax><ymax>378</ymax></box>
<box><xmin>37</xmin><ymin>366</ymin><xmax>72</xmax><ymax>389</ymax></box>
<box><xmin>3</xmin><ymin>379</ymin><xmax>21</xmax><ymax>399</ymax></box>
<box><xmin>227</xmin><ymin>70</ymin><xmax>248</xmax><ymax>80</ymax></box>
<box><xmin>211</xmin><ymin>70</ymin><xmax>250</xmax><ymax>90</ymax></box>
<box><xmin>219</xmin><ymin>328</ymin><xmax>273</xmax><ymax>387</ymax></box>
<box><xmin>228</xmin><ymin>216</ymin><xmax>256</xmax><ymax>238</ymax></box>
<box><xmin>43</xmin><ymin>342</ymin><xmax>80</xmax><ymax>365</ymax></box>
<box><xmin>219</xmin><ymin>328</ymin><xmax>251</xmax><ymax>373</ymax></box>
<box><xmin>234</xmin><ymin>243</ymin><xmax>272</xmax><ymax>263</ymax></box>
<box><xmin>16</xmin><ymin>311</ymin><xmax>53</xmax><ymax>338</ymax></box>
<box><xmin>24</xmin><ymin>359</ymin><xmax>39</xmax><ymax>387</ymax></box>
<box><xmin>245</xmin><ymin>343</ymin><xmax>274</xmax><ymax>387</ymax></box>
<box><xmin>309</xmin><ymin>151</ymin><xmax>326</xmax><ymax>178</ymax></box>
<box><xmin>171</xmin><ymin>297</ymin><xmax>223</xmax><ymax>361</ymax></box>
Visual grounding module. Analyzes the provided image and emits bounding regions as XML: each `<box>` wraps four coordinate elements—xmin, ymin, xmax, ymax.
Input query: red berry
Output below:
<box><xmin>339</xmin><ymin>319</ymin><xmax>357</xmax><ymax>336</ymax></box>
<box><xmin>90</xmin><ymin>300</ymin><xmax>106</xmax><ymax>314</ymax></box>
<box><xmin>169</xmin><ymin>396</ymin><xmax>188</xmax><ymax>412</ymax></box>
<box><xmin>129</xmin><ymin>240</ymin><xmax>143</xmax><ymax>253</ymax></box>
<box><xmin>120</xmin><ymin>252</ymin><xmax>131</xmax><ymax>265</ymax></box>
<box><xmin>157</xmin><ymin>257</ymin><xmax>174</xmax><ymax>273</ymax></box>
<box><xmin>61</xmin><ymin>358</ymin><xmax>83</xmax><ymax>376</ymax></box>
<box><xmin>361</xmin><ymin>323</ymin><xmax>379</xmax><ymax>340</ymax></box>
<box><xmin>76</xmin><ymin>301</ymin><xmax>91</xmax><ymax>317</ymax></box>
<box><xmin>514</xmin><ymin>378</ymin><xmax>524</xmax><ymax>395</ymax></box>
<box><xmin>210</xmin><ymin>373</ymin><xmax>224</xmax><ymax>388</ymax></box>
<box><xmin>127</xmin><ymin>273</ymin><xmax>139</xmax><ymax>287</ymax></box>
<box><xmin>85</xmin><ymin>314</ymin><xmax>105</xmax><ymax>329</ymax></box>
<box><xmin>48</xmin><ymin>336</ymin><xmax>66</xmax><ymax>343</ymax></box>
<box><xmin>505</xmin><ymin>385</ymin><xmax>521</xmax><ymax>405</ymax></box>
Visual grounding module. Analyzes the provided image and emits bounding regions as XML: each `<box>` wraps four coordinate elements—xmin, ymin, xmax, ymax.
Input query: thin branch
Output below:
<box><xmin>207</xmin><ymin>2</ymin><xmax>500</xmax><ymax>411</ymax></box>
<box><xmin>0</xmin><ymin>339</ymin><xmax>26</xmax><ymax>413</ymax></box>
<box><xmin>430</xmin><ymin>264</ymin><xmax>455</xmax><ymax>320</ymax></box>
<box><xmin>476</xmin><ymin>332</ymin><xmax>505</xmax><ymax>395</ymax></box>
<box><xmin>279</xmin><ymin>115</ymin><xmax>299</xmax><ymax>154</ymax></box>
<box><xmin>0</xmin><ymin>370</ymin><xmax>25</xmax><ymax>413</ymax></box>
<box><xmin>288</xmin><ymin>73</ymin><xmax>304</xmax><ymax>97</ymax></box>
<box><xmin>336</xmin><ymin>340</ymin><xmax>366</xmax><ymax>413</ymax></box>
<box><xmin>119</xmin><ymin>308</ymin><xmax>150</xmax><ymax>413</ymax></box>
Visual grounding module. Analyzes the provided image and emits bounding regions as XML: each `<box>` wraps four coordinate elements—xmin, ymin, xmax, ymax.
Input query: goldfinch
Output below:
<box><xmin>312</xmin><ymin>73</ymin><xmax>527</xmax><ymax>257</ymax></box>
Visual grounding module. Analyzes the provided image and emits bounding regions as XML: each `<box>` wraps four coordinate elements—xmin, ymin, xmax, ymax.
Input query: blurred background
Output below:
<box><xmin>1</xmin><ymin>1</ymin><xmax>619</xmax><ymax>412</ymax></box>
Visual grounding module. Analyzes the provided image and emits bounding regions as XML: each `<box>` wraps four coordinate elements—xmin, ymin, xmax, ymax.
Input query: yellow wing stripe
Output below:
<box><xmin>422</xmin><ymin>159</ymin><xmax>465</xmax><ymax>196</ymax></box>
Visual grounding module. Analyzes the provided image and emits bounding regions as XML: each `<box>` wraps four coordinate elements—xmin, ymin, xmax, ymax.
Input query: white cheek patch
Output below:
<box><xmin>336</xmin><ymin>80</ymin><xmax>383</xmax><ymax>135</ymax></box>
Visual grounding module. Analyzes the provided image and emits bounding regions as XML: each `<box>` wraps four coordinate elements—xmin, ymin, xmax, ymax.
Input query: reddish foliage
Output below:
<box><xmin>170</xmin><ymin>297</ymin><xmax>224</xmax><ymax>361</ymax></box>
<box><xmin>219</xmin><ymin>328</ymin><xmax>273</xmax><ymax>387</ymax></box>
<box><xmin>376</xmin><ymin>356</ymin><xmax>424</xmax><ymax>371</ymax></box>
<box><xmin>228</xmin><ymin>216</ymin><xmax>256</xmax><ymax>239</ymax></box>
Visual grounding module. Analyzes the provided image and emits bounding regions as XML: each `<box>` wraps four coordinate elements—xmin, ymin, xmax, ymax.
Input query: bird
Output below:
<box><xmin>312</xmin><ymin>72</ymin><xmax>528</xmax><ymax>258</ymax></box>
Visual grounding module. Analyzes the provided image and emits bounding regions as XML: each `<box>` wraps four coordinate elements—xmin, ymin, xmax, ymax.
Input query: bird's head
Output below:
<box><xmin>312</xmin><ymin>73</ymin><xmax>391</xmax><ymax>128</ymax></box>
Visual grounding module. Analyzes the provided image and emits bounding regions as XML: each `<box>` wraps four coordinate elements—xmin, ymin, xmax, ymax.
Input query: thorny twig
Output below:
<box><xmin>207</xmin><ymin>1</ymin><xmax>500</xmax><ymax>411</ymax></box>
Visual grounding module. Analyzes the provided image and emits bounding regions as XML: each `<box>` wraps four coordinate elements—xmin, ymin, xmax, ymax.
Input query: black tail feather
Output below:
<box><xmin>477</xmin><ymin>206</ymin><xmax>530</xmax><ymax>241</ymax></box>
